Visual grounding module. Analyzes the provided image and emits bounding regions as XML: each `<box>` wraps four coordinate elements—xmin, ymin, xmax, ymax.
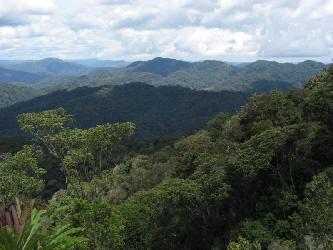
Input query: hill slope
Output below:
<box><xmin>0</xmin><ymin>67</ymin><xmax>45</xmax><ymax>84</ymax></box>
<box><xmin>0</xmin><ymin>83</ymin><xmax>43</xmax><ymax>109</ymax></box>
<box><xmin>0</xmin><ymin>82</ymin><xmax>249</xmax><ymax>137</ymax></box>
<box><xmin>245</xmin><ymin>79</ymin><xmax>295</xmax><ymax>94</ymax></box>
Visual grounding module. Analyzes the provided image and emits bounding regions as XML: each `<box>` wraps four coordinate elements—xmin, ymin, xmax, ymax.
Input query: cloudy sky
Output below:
<box><xmin>0</xmin><ymin>0</ymin><xmax>332</xmax><ymax>62</ymax></box>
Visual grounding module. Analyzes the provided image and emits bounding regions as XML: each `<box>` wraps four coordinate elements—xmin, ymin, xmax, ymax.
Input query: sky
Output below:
<box><xmin>0</xmin><ymin>0</ymin><xmax>332</xmax><ymax>62</ymax></box>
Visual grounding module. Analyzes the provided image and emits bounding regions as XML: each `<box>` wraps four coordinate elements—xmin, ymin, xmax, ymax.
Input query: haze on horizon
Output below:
<box><xmin>0</xmin><ymin>0</ymin><xmax>332</xmax><ymax>63</ymax></box>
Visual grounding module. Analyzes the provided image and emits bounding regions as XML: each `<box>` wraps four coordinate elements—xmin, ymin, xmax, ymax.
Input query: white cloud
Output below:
<box><xmin>0</xmin><ymin>0</ymin><xmax>55</xmax><ymax>13</ymax></box>
<box><xmin>0</xmin><ymin>0</ymin><xmax>332</xmax><ymax>61</ymax></box>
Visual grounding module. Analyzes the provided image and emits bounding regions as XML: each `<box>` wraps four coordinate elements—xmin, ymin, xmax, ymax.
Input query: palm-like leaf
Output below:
<box><xmin>43</xmin><ymin>225</ymin><xmax>85</xmax><ymax>250</ymax></box>
<box><xmin>16</xmin><ymin>209</ymin><xmax>44</xmax><ymax>249</ymax></box>
<box><xmin>0</xmin><ymin>208</ymin><xmax>85</xmax><ymax>250</ymax></box>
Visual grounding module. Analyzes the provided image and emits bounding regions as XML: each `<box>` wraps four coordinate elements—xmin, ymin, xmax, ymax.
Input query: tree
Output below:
<box><xmin>301</xmin><ymin>168</ymin><xmax>333</xmax><ymax>248</ymax></box>
<box><xmin>207</xmin><ymin>112</ymin><xmax>230</xmax><ymax>139</ymax></box>
<box><xmin>18</xmin><ymin>108</ymin><xmax>135</xmax><ymax>182</ymax></box>
<box><xmin>17</xmin><ymin>108</ymin><xmax>74</xmax><ymax>159</ymax></box>
<box><xmin>227</xmin><ymin>127</ymin><xmax>291</xmax><ymax>178</ymax></box>
<box><xmin>129</xmin><ymin>178</ymin><xmax>205</xmax><ymax>249</ymax></box>
<box><xmin>303</xmin><ymin>66</ymin><xmax>333</xmax><ymax>129</ymax></box>
<box><xmin>170</xmin><ymin>131</ymin><xmax>216</xmax><ymax>178</ymax></box>
<box><xmin>0</xmin><ymin>146</ymin><xmax>45</xmax><ymax>207</ymax></box>
<box><xmin>232</xmin><ymin>220</ymin><xmax>274</xmax><ymax>248</ymax></box>
<box><xmin>239</xmin><ymin>91</ymin><xmax>300</xmax><ymax>138</ymax></box>
<box><xmin>228</xmin><ymin>237</ymin><xmax>261</xmax><ymax>250</ymax></box>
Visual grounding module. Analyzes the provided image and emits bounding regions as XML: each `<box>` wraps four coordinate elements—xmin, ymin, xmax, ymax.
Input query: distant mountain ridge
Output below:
<box><xmin>41</xmin><ymin>57</ymin><xmax>327</xmax><ymax>92</ymax></box>
<box><xmin>0</xmin><ymin>57</ymin><xmax>327</xmax><ymax>104</ymax></box>
<box><xmin>127</xmin><ymin>57</ymin><xmax>192</xmax><ymax>76</ymax></box>
<box><xmin>69</xmin><ymin>59</ymin><xmax>130</xmax><ymax>68</ymax></box>
<box><xmin>0</xmin><ymin>82</ymin><xmax>249</xmax><ymax>138</ymax></box>
<box><xmin>5</xmin><ymin>58</ymin><xmax>91</xmax><ymax>76</ymax></box>
<box><xmin>0</xmin><ymin>58</ymin><xmax>131</xmax><ymax>84</ymax></box>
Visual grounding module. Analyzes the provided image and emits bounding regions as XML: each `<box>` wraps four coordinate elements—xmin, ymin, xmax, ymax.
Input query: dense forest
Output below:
<box><xmin>0</xmin><ymin>83</ymin><xmax>43</xmax><ymax>109</ymax></box>
<box><xmin>0</xmin><ymin>83</ymin><xmax>248</xmax><ymax>138</ymax></box>
<box><xmin>0</xmin><ymin>65</ymin><xmax>332</xmax><ymax>249</ymax></box>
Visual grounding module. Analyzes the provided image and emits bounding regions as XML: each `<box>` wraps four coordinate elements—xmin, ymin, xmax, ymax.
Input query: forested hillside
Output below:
<box><xmin>0</xmin><ymin>67</ymin><xmax>46</xmax><ymax>84</ymax></box>
<box><xmin>245</xmin><ymin>79</ymin><xmax>295</xmax><ymax>94</ymax></box>
<box><xmin>0</xmin><ymin>66</ymin><xmax>332</xmax><ymax>249</ymax></box>
<box><xmin>0</xmin><ymin>83</ymin><xmax>43</xmax><ymax>109</ymax></box>
<box><xmin>0</xmin><ymin>83</ymin><xmax>249</xmax><ymax>137</ymax></box>
<box><xmin>42</xmin><ymin>58</ymin><xmax>326</xmax><ymax>92</ymax></box>
<box><xmin>0</xmin><ymin>57</ymin><xmax>326</xmax><ymax>93</ymax></box>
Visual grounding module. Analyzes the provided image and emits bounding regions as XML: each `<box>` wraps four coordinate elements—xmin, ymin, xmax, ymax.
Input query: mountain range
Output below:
<box><xmin>2</xmin><ymin>58</ymin><xmax>91</xmax><ymax>76</ymax></box>
<box><xmin>0</xmin><ymin>57</ymin><xmax>328</xmax><ymax>137</ymax></box>
<box><xmin>0</xmin><ymin>57</ymin><xmax>327</xmax><ymax>91</ymax></box>
<box><xmin>0</xmin><ymin>58</ymin><xmax>131</xmax><ymax>85</ymax></box>
<box><xmin>38</xmin><ymin>57</ymin><xmax>327</xmax><ymax>92</ymax></box>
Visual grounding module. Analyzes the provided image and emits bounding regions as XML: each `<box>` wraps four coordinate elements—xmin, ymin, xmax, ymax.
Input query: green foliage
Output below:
<box><xmin>0</xmin><ymin>229</ymin><xmax>16</xmax><ymax>250</ymax></box>
<box><xmin>207</xmin><ymin>112</ymin><xmax>230</xmax><ymax>139</ymax></box>
<box><xmin>58</xmin><ymin>123</ymin><xmax>135</xmax><ymax>181</ymax></box>
<box><xmin>113</xmin><ymin>203</ymin><xmax>152</xmax><ymax>249</ymax></box>
<box><xmin>246</xmin><ymin>79</ymin><xmax>295</xmax><ymax>94</ymax></box>
<box><xmin>239</xmin><ymin>91</ymin><xmax>300</xmax><ymax>138</ymax></box>
<box><xmin>228</xmin><ymin>237</ymin><xmax>261</xmax><ymax>250</ymax></box>
<box><xmin>0</xmin><ymin>83</ymin><xmax>42</xmax><ymax>109</ymax></box>
<box><xmin>0</xmin><ymin>83</ymin><xmax>249</xmax><ymax>138</ymax></box>
<box><xmin>0</xmin><ymin>65</ymin><xmax>332</xmax><ymax>249</ymax></box>
<box><xmin>47</xmin><ymin>195</ymin><xmax>125</xmax><ymax>250</ymax></box>
<box><xmin>170</xmin><ymin>131</ymin><xmax>216</xmax><ymax>178</ymax></box>
<box><xmin>0</xmin><ymin>208</ymin><xmax>84</xmax><ymax>250</ymax></box>
<box><xmin>303</xmin><ymin>66</ymin><xmax>333</xmax><ymax>129</ymax></box>
<box><xmin>0</xmin><ymin>145</ymin><xmax>45</xmax><ymax>206</ymax></box>
<box><xmin>301</xmin><ymin>168</ymin><xmax>333</xmax><ymax>247</ymax></box>
<box><xmin>18</xmin><ymin>108</ymin><xmax>134</xmax><ymax>182</ymax></box>
<box><xmin>17</xmin><ymin>108</ymin><xmax>74</xmax><ymax>138</ymax></box>
<box><xmin>226</xmin><ymin>125</ymin><xmax>307</xmax><ymax>182</ymax></box>
<box><xmin>233</xmin><ymin>220</ymin><xmax>274</xmax><ymax>248</ymax></box>
<box><xmin>129</xmin><ymin>178</ymin><xmax>205</xmax><ymax>249</ymax></box>
<box><xmin>70</xmin><ymin>198</ymin><xmax>125</xmax><ymax>250</ymax></box>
